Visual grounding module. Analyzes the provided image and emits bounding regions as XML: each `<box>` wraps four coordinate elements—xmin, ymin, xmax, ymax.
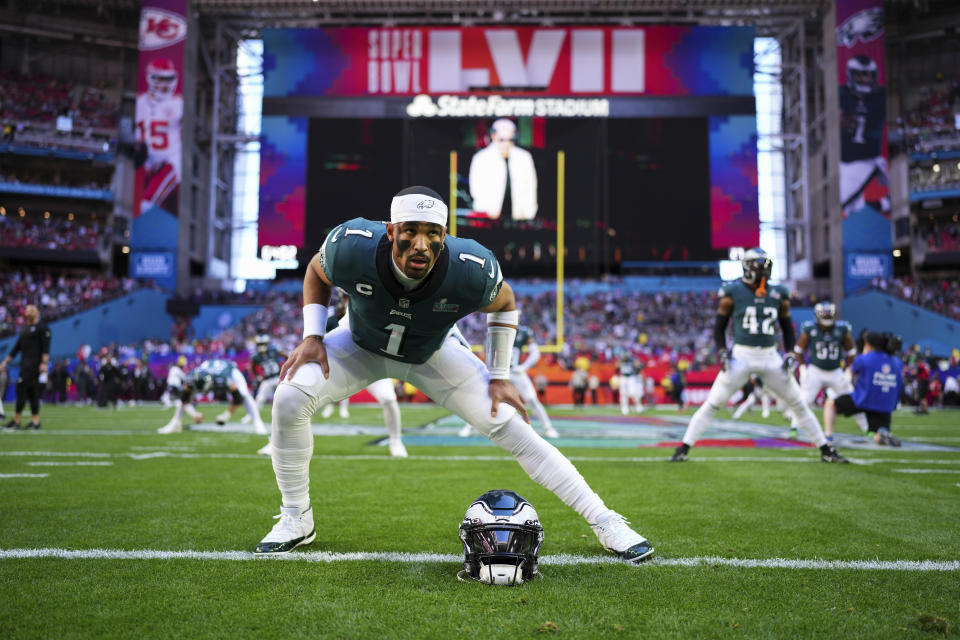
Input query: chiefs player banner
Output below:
<box><xmin>131</xmin><ymin>0</ymin><xmax>185</xmax><ymax>290</ymax></box>
<box><xmin>836</xmin><ymin>0</ymin><xmax>891</xmax><ymax>294</ymax></box>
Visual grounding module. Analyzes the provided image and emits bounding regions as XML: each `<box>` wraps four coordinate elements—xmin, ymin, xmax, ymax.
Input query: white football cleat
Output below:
<box><xmin>543</xmin><ymin>426</ymin><xmax>560</xmax><ymax>438</ymax></box>
<box><xmin>157</xmin><ymin>419</ymin><xmax>182</xmax><ymax>434</ymax></box>
<box><xmin>634</xmin><ymin>404</ymin><xmax>645</xmax><ymax>413</ymax></box>
<box><xmin>389</xmin><ymin>440</ymin><xmax>408</xmax><ymax>458</ymax></box>
<box><xmin>215</xmin><ymin>410</ymin><xmax>231</xmax><ymax>426</ymax></box>
<box><xmin>256</xmin><ymin>442</ymin><xmax>272</xmax><ymax>457</ymax></box>
<box><xmin>338</xmin><ymin>405</ymin><xmax>350</xmax><ymax>419</ymax></box>
<box><xmin>320</xmin><ymin>404</ymin><xmax>334</xmax><ymax>419</ymax></box>
<box><xmin>590</xmin><ymin>511</ymin><xmax>654</xmax><ymax>564</ymax></box>
<box><xmin>458</xmin><ymin>424</ymin><xmax>474</xmax><ymax>438</ymax></box>
<box><xmin>254</xmin><ymin>505</ymin><xmax>316</xmax><ymax>554</ymax></box>
<box><xmin>240</xmin><ymin>414</ymin><xmax>252</xmax><ymax>424</ymax></box>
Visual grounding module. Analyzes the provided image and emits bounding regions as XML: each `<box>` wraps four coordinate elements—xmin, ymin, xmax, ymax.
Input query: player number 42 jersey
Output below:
<box><xmin>720</xmin><ymin>280</ymin><xmax>790</xmax><ymax>349</ymax></box>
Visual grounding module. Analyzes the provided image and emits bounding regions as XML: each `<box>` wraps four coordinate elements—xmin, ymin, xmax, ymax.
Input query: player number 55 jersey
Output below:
<box><xmin>801</xmin><ymin>320</ymin><xmax>851</xmax><ymax>371</ymax></box>
<box><xmin>720</xmin><ymin>280</ymin><xmax>790</xmax><ymax>349</ymax></box>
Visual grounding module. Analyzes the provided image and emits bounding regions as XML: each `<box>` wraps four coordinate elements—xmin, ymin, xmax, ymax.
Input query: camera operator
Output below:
<box><xmin>823</xmin><ymin>331</ymin><xmax>904</xmax><ymax>446</ymax></box>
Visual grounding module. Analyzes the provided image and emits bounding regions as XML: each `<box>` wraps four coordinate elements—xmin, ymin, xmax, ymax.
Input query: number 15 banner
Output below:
<box><xmin>134</xmin><ymin>0</ymin><xmax>186</xmax><ymax>218</ymax></box>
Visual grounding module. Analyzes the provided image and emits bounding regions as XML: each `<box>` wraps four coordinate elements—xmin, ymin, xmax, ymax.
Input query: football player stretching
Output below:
<box><xmin>255</xmin><ymin>186</ymin><xmax>653</xmax><ymax>563</ymax></box>
<box><xmin>671</xmin><ymin>248</ymin><xmax>848</xmax><ymax>463</ymax></box>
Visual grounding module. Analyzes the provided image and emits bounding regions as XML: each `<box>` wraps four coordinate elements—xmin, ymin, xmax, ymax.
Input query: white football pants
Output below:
<box><xmin>271</xmin><ymin>327</ymin><xmax>610</xmax><ymax>524</ymax></box>
<box><xmin>619</xmin><ymin>375</ymin><xmax>643</xmax><ymax>414</ymax></box>
<box><xmin>256</xmin><ymin>375</ymin><xmax>280</xmax><ymax>406</ymax></box>
<box><xmin>793</xmin><ymin>365</ymin><xmax>868</xmax><ymax>433</ymax></box>
<box><xmin>681</xmin><ymin>345</ymin><xmax>828</xmax><ymax>447</ymax></box>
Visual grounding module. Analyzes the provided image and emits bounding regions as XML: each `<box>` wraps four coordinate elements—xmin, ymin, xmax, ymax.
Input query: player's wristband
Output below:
<box><xmin>793</xmin><ymin>345</ymin><xmax>805</xmax><ymax>356</ymax></box>
<box><xmin>486</xmin><ymin>310</ymin><xmax>519</xmax><ymax>380</ymax></box>
<box><xmin>845</xmin><ymin>348</ymin><xmax>857</xmax><ymax>357</ymax></box>
<box><xmin>303</xmin><ymin>304</ymin><xmax>328</xmax><ymax>339</ymax></box>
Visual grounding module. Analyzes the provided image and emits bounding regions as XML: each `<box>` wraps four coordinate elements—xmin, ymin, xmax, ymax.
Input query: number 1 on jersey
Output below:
<box><xmin>381</xmin><ymin>323</ymin><xmax>407</xmax><ymax>357</ymax></box>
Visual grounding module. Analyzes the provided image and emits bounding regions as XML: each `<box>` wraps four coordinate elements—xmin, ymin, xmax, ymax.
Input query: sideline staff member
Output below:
<box><xmin>824</xmin><ymin>331</ymin><xmax>903</xmax><ymax>446</ymax></box>
<box><xmin>0</xmin><ymin>305</ymin><xmax>51</xmax><ymax>430</ymax></box>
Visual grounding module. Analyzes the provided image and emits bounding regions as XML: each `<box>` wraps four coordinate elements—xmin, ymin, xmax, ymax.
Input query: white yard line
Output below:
<box><xmin>0</xmin><ymin>473</ymin><xmax>49</xmax><ymax>478</ymax></box>
<box><xmin>0</xmin><ymin>451</ymin><xmax>959</xmax><ymax>465</ymax></box>
<box><xmin>892</xmin><ymin>469</ymin><xmax>960</xmax><ymax>474</ymax></box>
<box><xmin>0</xmin><ymin>548</ymin><xmax>956</xmax><ymax>571</ymax></box>
<box><xmin>26</xmin><ymin>462</ymin><xmax>113</xmax><ymax>467</ymax></box>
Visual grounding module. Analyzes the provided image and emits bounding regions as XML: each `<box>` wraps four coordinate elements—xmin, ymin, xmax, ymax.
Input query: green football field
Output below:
<box><xmin>0</xmin><ymin>402</ymin><xmax>958</xmax><ymax>639</ymax></box>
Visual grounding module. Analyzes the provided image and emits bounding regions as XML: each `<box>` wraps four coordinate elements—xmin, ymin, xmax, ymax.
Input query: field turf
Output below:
<box><xmin>0</xmin><ymin>402</ymin><xmax>957</xmax><ymax>639</ymax></box>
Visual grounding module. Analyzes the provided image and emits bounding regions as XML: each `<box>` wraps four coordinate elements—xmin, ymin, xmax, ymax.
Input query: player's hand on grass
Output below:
<box><xmin>489</xmin><ymin>379</ymin><xmax>529</xmax><ymax>423</ymax></box>
<box><xmin>279</xmin><ymin>336</ymin><xmax>329</xmax><ymax>382</ymax></box>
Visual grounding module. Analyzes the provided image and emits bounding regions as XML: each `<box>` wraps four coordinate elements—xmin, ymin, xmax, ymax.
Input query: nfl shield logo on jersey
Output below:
<box><xmin>399</xmin><ymin>298</ymin><xmax>410</xmax><ymax>308</ymax></box>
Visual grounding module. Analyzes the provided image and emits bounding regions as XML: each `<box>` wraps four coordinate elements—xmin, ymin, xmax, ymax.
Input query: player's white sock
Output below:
<box><xmin>732</xmin><ymin>394</ymin><xmax>754</xmax><ymax>420</ymax></box>
<box><xmin>489</xmin><ymin>414</ymin><xmax>608</xmax><ymax>524</ymax></box>
<box><xmin>171</xmin><ymin>399</ymin><xmax>186</xmax><ymax>422</ymax></box>
<box><xmin>184</xmin><ymin>403</ymin><xmax>201</xmax><ymax>419</ymax></box>
<box><xmin>788</xmin><ymin>400</ymin><xmax>828</xmax><ymax>447</ymax></box>
<box><xmin>270</xmin><ymin>385</ymin><xmax>316</xmax><ymax>512</ymax></box>
<box><xmin>529</xmin><ymin>396</ymin><xmax>553</xmax><ymax>432</ymax></box>
<box><xmin>682</xmin><ymin>401</ymin><xmax>718</xmax><ymax>446</ymax></box>
<box><xmin>854</xmin><ymin>412</ymin><xmax>869</xmax><ymax>433</ymax></box>
<box><xmin>381</xmin><ymin>398</ymin><xmax>403</xmax><ymax>446</ymax></box>
<box><xmin>242</xmin><ymin>393</ymin><xmax>265</xmax><ymax>431</ymax></box>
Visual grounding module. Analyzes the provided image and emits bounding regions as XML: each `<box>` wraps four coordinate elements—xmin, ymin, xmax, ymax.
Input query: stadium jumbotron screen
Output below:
<box><xmin>258</xmin><ymin>25</ymin><xmax>759</xmax><ymax>273</ymax></box>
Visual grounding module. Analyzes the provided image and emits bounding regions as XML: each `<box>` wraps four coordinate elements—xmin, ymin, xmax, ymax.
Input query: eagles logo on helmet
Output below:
<box><xmin>814</xmin><ymin>302</ymin><xmax>836</xmax><ymax>327</ymax></box>
<box><xmin>458</xmin><ymin>489</ymin><xmax>544</xmax><ymax>585</ymax></box>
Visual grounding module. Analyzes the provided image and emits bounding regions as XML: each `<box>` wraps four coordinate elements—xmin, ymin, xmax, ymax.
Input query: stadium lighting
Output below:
<box><xmin>892</xmin><ymin>249</ymin><xmax>901</xmax><ymax>257</ymax></box>
<box><xmin>0</xmin><ymin>206</ymin><xmax>5</xmax><ymax>216</ymax></box>
<box><xmin>121</xmin><ymin>246</ymin><xmax>130</xmax><ymax>254</ymax></box>
<box><xmin>68</xmin><ymin>212</ymin><xmax>75</xmax><ymax>221</ymax></box>
<box><xmin>44</xmin><ymin>211</ymin><xmax>50</xmax><ymax>219</ymax></box>
<box><xmin>933</xmin><ymin>163</ymin><xmax>941</xmax><ymax>172</ymax></box>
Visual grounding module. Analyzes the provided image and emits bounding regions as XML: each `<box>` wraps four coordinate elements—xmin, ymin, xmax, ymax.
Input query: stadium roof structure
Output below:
<box><xmin>19</xmin><ymin>0</ymin><xmax>831</xmax><ymax>33</ymax></box>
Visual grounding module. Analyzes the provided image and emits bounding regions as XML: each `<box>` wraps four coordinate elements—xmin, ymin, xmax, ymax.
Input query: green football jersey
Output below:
<box><xmin>190</xmin><ymin>358</ymin><xmax>237</xmax><ymax>390</ymax></box>
<box><xmin>801</xmin><ymin>320</ymin><xmax>851</xmax><ymax>371</ymax></box>
<box><xmin>251</xmin><ymin>348</ymin><xmax>283</xmax><ymax>379</ymax></box>
<box><xmin>511</xmin><ymin>326</ymin><xmax>533</xmax><ymax>369</ymax></box>
<box><xmin>318</xmin><ymin>218</ymin><xmax>503</xmax><ymax>364</ymax></box>
<box><xmin>720</xmin><ymin>280</ymin><xmax>790</xmax><ymax>348</ymax></box>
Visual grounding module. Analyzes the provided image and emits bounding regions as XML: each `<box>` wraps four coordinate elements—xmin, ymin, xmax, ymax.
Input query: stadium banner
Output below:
<box><xmin>262</xmin><ymin>26</ymin><xmax>755</xmax><ymax>99</ymax></box>
<box><xmin>836</xmin><ymin>0</ymin><xmax>891</xmax><ymax>294</ymax></box>
<box><xmin>132</xmin><ymin>0</ymin><xmax>186</xmax><ymax>290</ymax></box>
<box><xmin>131</xmin><ymin>251</ymin><xmax>176</xmax><ymax>283</ymax></box>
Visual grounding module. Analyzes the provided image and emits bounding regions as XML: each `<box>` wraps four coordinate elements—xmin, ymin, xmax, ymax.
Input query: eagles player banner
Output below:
<box><xmin>131</xmin><ymin>0</ymin><xmax>186</xmax><ymax>290</ymax></box>
<box><xmin>835</xmin><ymin>0</ymin><xmax>891</xmax><ymax>294</ymax></box>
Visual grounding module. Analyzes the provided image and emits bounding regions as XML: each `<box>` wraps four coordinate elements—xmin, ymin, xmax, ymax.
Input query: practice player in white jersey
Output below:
<box><xmin>135</xmin><ymin>58</ymin><xmax>183</xmax><ymax>214</ymax></box>
<box><xmin>160</xmin><ymin>355</ymin><xmax>202</xmax><ymax>422</ymax></box>
<box><xmin>254</xmin><ymin>185</ymin><xmax>653</xmax><ymax>563</ymax></box>
<box><xmin>671</xmin><ymin>248</ymin><xmax>848</xmax><ymax>463</ymax></box>
<box><xmin>789</xmin><ymin>302</ymin><xmax>867</xmax><ymax>440</ymax></box>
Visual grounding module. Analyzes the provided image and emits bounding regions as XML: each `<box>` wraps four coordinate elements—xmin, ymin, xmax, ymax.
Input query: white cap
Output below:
<box><xmin>390</xmin><ymin>192</ymin><xmax>448</xmax><ymax>227</ymax></box>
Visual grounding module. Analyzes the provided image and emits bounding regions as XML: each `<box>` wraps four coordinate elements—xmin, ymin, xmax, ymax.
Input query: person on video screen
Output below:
<box><xmin>468</xmin><ymin>119</ymin><xmax>538</xmax><ymax>221</ymax></box>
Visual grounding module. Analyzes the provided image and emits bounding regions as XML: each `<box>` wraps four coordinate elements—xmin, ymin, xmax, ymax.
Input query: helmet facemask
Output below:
<box><xmin>814</xmin><ymin>302</ymin><xmax>836</xmax><ymax>327</ymax></box>
<box><xmin>741</xmin><ymin>248</ymin><xmax>772</xmax><ymax>287</ymax></box>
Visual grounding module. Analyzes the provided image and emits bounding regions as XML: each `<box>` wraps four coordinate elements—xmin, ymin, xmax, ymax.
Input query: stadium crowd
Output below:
<box><xmin>0</xmin><ymin>215</ymin><xmax>106</xmax><ymax>252</ymax></box>
<box><xmin>0</xmin><ymin>271</ymin><xmax>140</xmax><ymax>337</ymax></box>
<box><xmin>901</xmin><ymin>80</ymin><xmax>960</xmax><ymax>154</ymax></box>
<box><xmin>915</xmin><ymin>217</ymin><xmax>960</xmax><ymax>253</ymax></box>
<box><xmin>870</xmin><ymin>276</ymin><xmax>960</xmax><ymax>321</ymax></box>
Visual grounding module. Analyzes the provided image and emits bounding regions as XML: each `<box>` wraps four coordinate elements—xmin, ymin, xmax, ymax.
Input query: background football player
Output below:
<box><xmin>671</xmin><ymin>248</ymin><xmax>848</xmax><ymax>463</ymax></box>
<box><xmin>839</xmin><ymin>55</ymin><xmax>889</xmax><ymax>216</ymax></box>
<box><xmin>459</xmin><ymin>325</ymin><xmax>558</xmax><ymax>438</ymax></box>
<box><xmin>135</xmin><ymin>57</ymin><xmax>183</xmax><ymax>214</ymax></box>
<box><xmin>789</xmin><ymin>301</ymin><xmax>867</xmax><ymax>441</ymax></box>
<box><xmin>616</xmin><ymin>348</ymin><xmax>645</xmax><ymax>416</ymax></box>
<box><xmin>158</xmin><ymin>358</ymin><xmax>266</xmax><ymax>435</ymax></box>
<box><xmin>255</xmin><ymin>185</ymin><xmax>653</xmax><ymax>563</ymax></box>
<box><xmin>250</xmin><ymin>334</ymin><xmax>285</xmax><ymax>407</ymax></box>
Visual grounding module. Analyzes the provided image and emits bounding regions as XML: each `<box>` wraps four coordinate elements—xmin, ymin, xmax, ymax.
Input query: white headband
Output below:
<box><xmin>390</xmin><ymin>193</ymin><xmax>448</xmax><ymax>227</ymax></box>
